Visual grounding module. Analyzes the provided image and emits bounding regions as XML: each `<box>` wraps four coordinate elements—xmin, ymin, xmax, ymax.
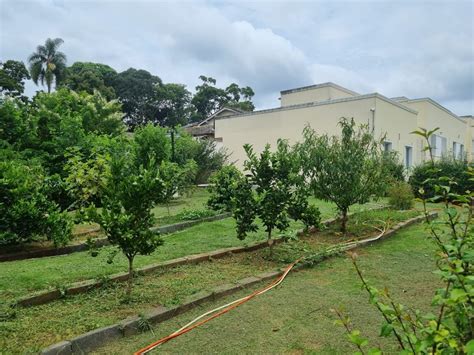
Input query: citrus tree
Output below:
<box><xmin>298</xmin><ymin>118</ymin><xmax>387</xmax><ymax>233</ymax></box>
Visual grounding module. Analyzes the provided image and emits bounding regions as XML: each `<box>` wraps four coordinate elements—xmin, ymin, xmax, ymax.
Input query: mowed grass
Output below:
<box><xmin>0</xmin><ymin>199</ymin><xmax>385</xmax><ymax>302</ymax></box>
<box><xmin>93</xmin><ymin>221</ymin><xmax>442</xmax><ymax>355</ymax></box>
<box><xmin>0</xmin><ymin>208</ymin><xmax>422</xmax><ymax>353</ymax></box>
<box><xmin>73</xmin><ymin>188</ymin><xmax>211</xmax><ymax>236</ymax></box>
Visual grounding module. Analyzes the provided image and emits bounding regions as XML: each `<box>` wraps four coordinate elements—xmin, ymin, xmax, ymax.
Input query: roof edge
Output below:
<box><xmin>215</xmin><ymin>92</ymin><xmax>418</xmax><ymax>121</ymax></box>
<box><xmin>280</xmin><ymin>82</ymin><xmax>360</xmax><ymax>97</ymax></box>
<box><xmin>397</xmin><ymin>97</ymin><xmax>466</xmax><ymax>123</ymax></box>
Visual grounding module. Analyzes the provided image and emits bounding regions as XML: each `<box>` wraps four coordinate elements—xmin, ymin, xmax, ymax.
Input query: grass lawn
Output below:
<box><xmin>0</xmin><ymin>208</ymin><xmax>426</xmax><ymax>353</ymax></box>
<box><xmin>93</xmin><ymin>220</ymin><xmax>442</xmax><ymax>354</ymax></box>
<box><xmin>72</xmin><ymin>188</ymin><xmax>212</xmax><ymax>236</ymax></box>
<box><xmin>0</xmin><ymin>199</ymin><xmax>385</xmax><ymax>302</ymax></box>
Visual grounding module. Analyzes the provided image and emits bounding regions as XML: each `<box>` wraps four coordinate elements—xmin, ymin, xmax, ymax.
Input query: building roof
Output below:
<box><xmin>395</xmin><ymin>97</ymin><xmax>466</xmax><ymax>123</ymax></box>
<box><xmin>196</xmin><ymin>107</ymin><xmax>245</xmax><ymax>127</ymax></box>
<box><xmin>280</xmin><ymin>82</ymin><xmax>360</xmax><ymax>97</ymax></box>
<box><xmin>215</xmin><ymin>92</ymin><xmax>418</xmax><ymax>121</ymax></box>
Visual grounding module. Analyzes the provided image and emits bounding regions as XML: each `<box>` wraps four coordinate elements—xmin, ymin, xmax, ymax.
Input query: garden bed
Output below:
<box><xmin>0</xmin><ymin>201</ymin><xmax>385</xmax><ymax>302</ymax></box>
<box><xmin>0</xmin><ymin>207</ymin><xmax>427</xmax><ymax>353</ymax></box>
<box><xmin>0</xmin><ymin>212</ymin><xmax>230</xmax><ymax>262</ymax></box>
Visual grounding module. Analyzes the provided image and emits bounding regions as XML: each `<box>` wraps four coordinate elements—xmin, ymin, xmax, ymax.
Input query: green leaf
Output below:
<box><xmin>465</xmin><ymin>339</ymin><xmax>474</xmax><ymax>355</ymax></box>
<box><xmin>380</xmin><ymin>322</ymin><xmax>393</xmax><ymax>337</ymax></box>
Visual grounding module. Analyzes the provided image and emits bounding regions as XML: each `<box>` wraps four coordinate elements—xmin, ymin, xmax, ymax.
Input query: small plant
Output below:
<box><xmin>176</xmin><ymin>208</ymin><xmax>216</xmax><ymax>221</ymax></box>
<box><xmin>387</xmin><ymin>180</ymin><xmax>414</xmax><ymax>210</ymax></box>
<box><xmin>333</xmin><ymin>127</ymin><xmax>474</xmax><ymax>354</ymax></box>
<box><xmin>137</xmin><ymin>313</ymin><xmax>154</xmax><ymax>334</ymax></box>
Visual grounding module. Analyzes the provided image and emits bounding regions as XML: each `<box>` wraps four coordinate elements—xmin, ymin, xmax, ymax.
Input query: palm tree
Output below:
<box><xmin>28</xmin><ymin>38</ymin><xmax>67</xmax><ymax>93</ymax></box>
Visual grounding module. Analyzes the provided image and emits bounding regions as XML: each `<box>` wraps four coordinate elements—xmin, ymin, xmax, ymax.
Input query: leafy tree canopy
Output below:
<box><xmin>191</xmin><ymin>75</ymin><xmax>255</xmax><ymax>122</ymax></box>
<box><xmin>112</xmin><ymin>68</ymin><xmax>162</xmax><ymax>128</ymax></box>
<box><xmin>61</xmin><ymin>62</ymin><xmax>117</xmax><ymax>100</ymax></box>
<box><xmin>298</xmin><ymin>118</ymin><xmax>388</xmax><ymax>233</ymax></box>
<box><xmin>0</xmin><ymin>60</ymin><xmax>30</xmax><ymax>99</ymax></box>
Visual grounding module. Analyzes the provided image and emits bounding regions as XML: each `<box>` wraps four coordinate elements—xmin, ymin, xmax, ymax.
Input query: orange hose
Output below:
<box><xmin>134</xmin><ymin>259</ymin><xmax>300</xmax><ymax>355</ymax></box>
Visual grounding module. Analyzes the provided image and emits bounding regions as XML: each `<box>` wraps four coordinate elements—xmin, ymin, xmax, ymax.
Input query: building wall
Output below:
<box><xmin>215</xmin><ymin>95</ymin><xmax>418</xmax><ymax>169</ymax></box>
<box><xmin>216</xmin><ymin>85</ymin><xmax>471</xmax><ymax>170</ymax></box>
<box><xmin>400</xmin><ymin>100</ymin><xmax>469</xmax><ymax>160</ymax></box>
<box><xmin>373</xmin><ymin>98</ymin><xmax>420</xmax><ymax>166</ymax></box>
<box><xmin>280</xmin><ymin>85</ymin><xmax>356</xmax><ymax>107</ymax></box>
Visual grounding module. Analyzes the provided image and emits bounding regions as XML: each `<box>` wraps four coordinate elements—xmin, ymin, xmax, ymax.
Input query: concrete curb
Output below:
<box><xmin>0</xmin><ymin>213</ymin><xmax>231</xmax><ymax>262</ymax></box>
<box><xmin>41</xmin><ymin>211</ymin><xmax>433</xmax><ymax>355</ymax></box>
<box><xmin>16</xmin><ymin>207</ymin><xmax>385</xmax><ymax>307</ymax></box>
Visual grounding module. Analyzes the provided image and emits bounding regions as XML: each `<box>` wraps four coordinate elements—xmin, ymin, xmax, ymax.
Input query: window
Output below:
<box><xmin>430</xmin><ymin>134</ymin><xmax>447</xmax><ymax>157</ymax></box>
<box><xmin>383</xmin><ymin>141</ymin><xmax>392</xmax><ymax>152</ymax></box>
<box><xmin>405</xmin><ymin>146</ymin><xmax>412</xmax><ymax>168</ymax></box>
<box><xmin>453</xmin><ymin>142</ymin><xmax>465</xmax><ymax>159</ymax></box>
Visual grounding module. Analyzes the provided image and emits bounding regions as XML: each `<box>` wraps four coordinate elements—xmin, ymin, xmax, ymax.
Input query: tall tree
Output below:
<box><xmin>155</xmin><ymin>83</ymin><xmax>192</xmax><ymax>160</ymax></box>
<box><xmin>28</xmin><ymin>38</ymin><xmax>67</xmax><ymax>93</ymax></box>
<box><xmin>112</xmin><ymin>68</ymin><xmax>162</xmax><ymax>128</ymax></box>
<box><xmin>0</xmin><ymin>60</ymin><xmax>31</xmax><ymax>99</ymax></box>
<box><xmin>61</xmin><ymin>62</ymin><xmax>117</xmax><ymax>100</ymax></box>
<box><xmin>191</xmin><ymin>76</ymin><xmax>255</xmax><ymax>122</ymax></box>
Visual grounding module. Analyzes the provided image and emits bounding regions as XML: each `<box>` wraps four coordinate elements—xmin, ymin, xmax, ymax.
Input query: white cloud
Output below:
<box><xmin>0</xmin><ymin>0</ymin><xmax>472</xmax><ymax>114</ymax></box>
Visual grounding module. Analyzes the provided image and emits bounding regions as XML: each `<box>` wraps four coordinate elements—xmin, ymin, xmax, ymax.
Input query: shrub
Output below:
<box><xmin>382</xmin><ymin>151</ymin><xmax>405</xmax><ymax>182</ymax></box>
<box><xmin>409</xmin><ymin>156</ymin><xmax>473</xmax><ymax>198</ymax></box>
<box><xmin>0</xmin><ymin>159</ymin><xmax>72</xmax><ymax>246</ymax></box>
<box><xmin>176</xmin><ymin>208</ymin><xmax>216</xmax><ymax>221</ymax></box>
<box><xmin>387</xmin><ymin>180</ymin><xmax>414</xmax><ymax>210</ymax></box>
<box><xmin>207</xmin><ymin>165</ymin><xmax>243</xmax><ymax>212</ymax></box>
<box><xmin>133</xmin><ymin>123</ymin><xmax>171</xmax><ymax>168</ymax></box>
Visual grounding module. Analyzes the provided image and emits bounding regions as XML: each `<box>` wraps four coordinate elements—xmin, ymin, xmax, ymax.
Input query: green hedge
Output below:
<box><xmin>409</xmin><ymin>157</ymin><xmax>473</xmax><ymax>198</ymax></box>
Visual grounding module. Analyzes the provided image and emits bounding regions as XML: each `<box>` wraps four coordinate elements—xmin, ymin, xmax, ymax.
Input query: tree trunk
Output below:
<box><xmin>126</xmin><ymin>255</ymin><xmax>134</xmax><ymax>298</ymax></box>
<box><xmin>267</xmin><ymin>229</ymin><xmax>273</xmax><ymax>257</ymax></box>
<box><xmin>341</xmin><ymin>208</ymin><xmax>348</xmax><ymax>234</ymax></box>
<box><xmin>170</xmin><ymin>127</ymin><xmax>176</xmax><ymax>163</ymax></box>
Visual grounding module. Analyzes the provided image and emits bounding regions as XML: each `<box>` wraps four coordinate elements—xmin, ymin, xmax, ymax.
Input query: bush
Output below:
<box><xmin>0</xmin><ymin>159</ymin><xmax>73</xmax><ymax>246</ymax></box>
<box><xmin>382</xmin><ymin>151</ymin><xmax>405</xmax><ymax>182</ymax></box>
<box><xmin>133</xmin><ymin>124</ymin><xmax>171</xmax><ymax>168</ymax></box>
<box><xmin>409</xmin><ymin>156</ymin><xmax>473</xmax><ymax>198</ymax></box>
<box><xmin>387</xmin><ymin>180</ymin><xmax>414</xmax><ymax>210</ymax></box>
<box><xmin>207</xmin><ymin>165</ymin><xmax>243</xmax><ymax>212</ymax></box>
<box><xmin>176</xmin><ymin>208</ymin><xmax>216</xmax><ymax>221</ymax></box>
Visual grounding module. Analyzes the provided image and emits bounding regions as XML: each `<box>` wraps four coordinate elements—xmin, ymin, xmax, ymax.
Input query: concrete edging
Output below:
<box><xmin>41</xmin><ymin>211</ymin><xmax>435</xmax><ymax>355</ymax></box>
<box><xmin>0</xmin><ymin>213</ymin><xmax>231</xmax><ymax>262</ymax></box>
<box><xmin>16</xmin><ymin>207</ymin><xmax>384</xmax><ymax>307</ymax></box>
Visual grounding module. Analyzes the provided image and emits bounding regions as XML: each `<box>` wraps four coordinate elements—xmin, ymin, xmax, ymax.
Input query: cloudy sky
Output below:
<box><xmin>1</xmin><ymin>0</ymin><xmax>473</xmax><ymax>114</ymax></box>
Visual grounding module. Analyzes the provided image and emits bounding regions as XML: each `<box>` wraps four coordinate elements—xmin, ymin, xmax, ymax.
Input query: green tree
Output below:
<box><xmin>28</xmin><ymin>38</ymin><xmax>67</xmax><ymax>93</ymax></box>
<box><xmin>112</xmin><ymin>68</ymin><xmax>162</xmax><ymax>128</ymax></box>
<box><xmin>62</xmin><ymin>62</ymin><xmax>117</xmax><ymax>100</ymax></box>
<box><xmin>133</xmin><ymin>123</ymin><xmax>171</xmax><ymax>168</ymax></box>
<box><xmin>335</xmin><ymin>129</ymin><xmax>474</xmax><ymax>353</ymax></box>
<box><xmin>207</xmin><ymin>165</ymin><xmax>243</xmax><ymax>212</ymax></box>
<box><xmin>0</xmin><ymin>60</ymin><xmax>31</xmax><ymax>99</ymax></box>
<box><xmin>191</xmin><ymin>76</ymin><xmax>255</xmax><ymax>122</ymax></box>
<box><xmin>0</xmin><ymin>157</ymin><xmax>72</xmax><ymax>246</ymax></box>
<box><xmin>154</xmin><ymin>83</ymin><xmax>193</xmax><ymax>160</ymax></box>
<box><xmin>87</xmin><ymin>150</ymin><xmax>164</xmax><ymax>297</ymax></box>
<box><xmin>235</xmin><ymin>140</ymin><xmax>301</xmax><ymax>254</ymax></box>
<box><xmin>298</xmin><ymin>118</ymin><xmax>387</xmax><ymax>233</ymax></box>
<box><xmin>0</xmin><ymin>99</ymin><xmax>33</xmax><ymax>149</ymax></box>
